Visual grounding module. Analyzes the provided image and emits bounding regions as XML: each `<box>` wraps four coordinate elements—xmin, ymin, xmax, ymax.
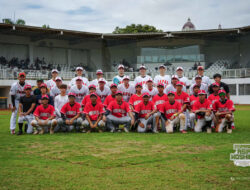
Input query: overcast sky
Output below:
<box><xmin>0</xmin><ymin>0</ymin><xmax>250</xmax><ymax>33</ymax></box>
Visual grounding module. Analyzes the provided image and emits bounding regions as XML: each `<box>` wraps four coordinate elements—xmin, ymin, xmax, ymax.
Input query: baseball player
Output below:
<box><xmin>191</xmin><ymin>66</ymin><xmax>211</xmax><ymax>86</ymax></box>
<box><xmin>17</xmin><ymin>85</ymin><xmax>36</xmax><ymax>135</ymax></box>
<box><xmin>106</xmin><ymin>91</ymin><xmax>135</xmax><ymax>133</ymax></box>
<box><xmin>176</xmin><ymin>67</ymin><xmax>190</xmax><ymax>88</ymax></box>
<box><xmin>69</xmin><ymin>67</ymin><xmax>89</xmax><ymax>88</ymax></box>
<box><xmin>117</xmin><ymin>75</ymin><xmax>135</xmax><ymax>102</ymax></box>
<box><xmin>113</xmin><ymin>64</ymin><xmax>126</xmax><ymax>85</ymax></box>
<box><xmin>36</xmin><ymin>83</ymin><xmax>54</xmax><ymax>106</ymax></box>
<box><xmin>82</xmin><ymin>93</ymin><xmax>106</xmax><ymax>133</ymax></box>
<box><xmin>189</xmin><ymin>75</ymin><xmax>208</xmax><ymax>95</ymax></box>
<box><xmin>189</xmin><ymin>84</ymin><xmax>200</xmax><ymax>109</ymax></box>
<box><xmin>54</xmin><ymin>84</ymin><xmax>68</xmax><ymax>118</ymax></box>
<box><xmin>208</xmin><ymin>83</ymin><xmax>220</xmax><ymax>105</ymax></box>
<box><xmin>190</xmin><ymin>90</ymin><xmax>213</xmax><ymax>133</ymax></box>
<box><xmin>96</xmin><ymin>78</ymin><xmax>111</xmax><ymax>103</ymax></box>
<box><xmin>134</xmin><ymin>93</ymin><xmax>157</xmax><ymax>133</ymax></box>
<box><xmin>164</xmin><ymin>75</ymin><xmax>186</xmax><ymax>94</ymax></box>
<box><xmin>134</xmin><ymin>65</ymin><xmax>151</xmax><ymax>88</ymax></box>
<box><xmin>9</xmin><ymin>72</ymin><xmax>30</xmax><ymax>134</ymax></box>
<box><xmin>46</xmin><ymin>69</ymin><xmax>59</xmax><ymax>90</ymax></box>
<box><xmin>81</xmin><ymin>84</ymin><xmax>102</xmax><ymax>108</ymax></box>
<box><xmin>142</xmin><ymin>77</ymin><xmax>158</xmax><ymax>101</ymax></box>
<box><xmin>103</xmin><ymin>84</ymin><xmax>118</xmax><ymax>107</ymax></box>
<box><xmin>129</xmin><ymin>83</ymin><xmax>143</xmax><ymax>111</ymax></box>
<box><xmin>213</xmin><ymin>90</ymin><xmax>235</xmax><ymax>133</ymax></box>
<box><xmin>159</xmin><ymin>91</ymin><xmax>186</xmax><ymax>133</ymax></box>
<box><xmin>69</xmin><ymin>77</ymin><xmax>89</xmax><ymax>104</ymax></box>
<box><xmin>50</xmin><ymin>77</ymin><xmax>62</xmax><ymax>99</ymax></box>
<box><xmin>33</xmin><ymin>79</ymin><xmax>43</xmax><ymax>96</ymax></box>
<box><xmin>153</xmin><ymin>65</ymin><xmax>171</xmax><ymax>88</ymax></box>
<box><xmin>90</xmin><ymin>69</ymin><xmax>108</xmax><ymax>87</ymax></box>
<box><xmin>209</xmin><ymin>73</ymin><xmax>230</xmax><ymax>98</ymax></box>
<box><xmin>31</xmin><ymin>95</ymin><xmax>57</xmax><ymax>135</ymax></box>
<box><xmin>57</xmin><ymin>93</ymin><xmax>83</xmax><ymax>132</ymax></box>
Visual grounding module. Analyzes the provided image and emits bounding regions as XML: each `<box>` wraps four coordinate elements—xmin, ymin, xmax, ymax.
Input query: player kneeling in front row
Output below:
<box><xmin>31</xmin><ymin>95</ymin><xmax>57</xmax><ymax>134</ymax></box>
<box><xmin>106</xmin><ymin>91</ymin><xmax>135</xmax><ymax>133</ymax></box>
<box><xmin>213</xmin><ymin>90</ymin><xmax>235</xmax><ymax>133</ymax></box>
<box><xmin>159</xmin><ymin>91</ymin><xmax>186</xmax><ymax>133</ymax></box>
<box><xmin>82</xmin><ymin>93</ymin><xmax>106</xmax><ymax>133</ymax></box>
<box><xmin>190</xmin><ymin>90</ymin><xmax>213</xmax><ymax>133</ymax></box>
<box><xmin>57</xmin><ymin>93</ymin><xmax>82</xmax><ymax>132</ymax></box>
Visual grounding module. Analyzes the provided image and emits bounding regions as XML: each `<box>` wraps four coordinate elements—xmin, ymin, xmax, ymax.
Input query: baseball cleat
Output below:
<box><xmin>11</xmin><ymin>130</ymin><xmax>15</xmax><ymax>134</ymax></box>
<box><xmin>207</xmin><ymin>128</ymin><xmax>212</xmax><ymax>133</ymax></box>
<box><xmin>227</xmin><ymin>128</ymin><xmax>232</xmax><ymax>134</ymax></box>
<box><xmin>39</xmin><ymin>129</ymin><xmax>44</xmax><ymax>135</ymax></box>
<box><xmin>17</xmin><ymin>131</ymin><xmax>23</xmax><ymax>135</ymax></box>
<box><xmin>124</xmin><ymin>127</ymin><xmax>129</xmax><ymax>133</ymax></box>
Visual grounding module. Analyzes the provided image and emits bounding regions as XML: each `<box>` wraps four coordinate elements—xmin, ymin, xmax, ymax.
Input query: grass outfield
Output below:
<box><xmin>0</xmin><ymin>106</ymin><xmax>250</xmax><ymax>190</ymax></box>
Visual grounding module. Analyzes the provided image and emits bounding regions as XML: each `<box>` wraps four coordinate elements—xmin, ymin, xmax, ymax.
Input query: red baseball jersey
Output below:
<box><xmin>208</xmin><ymin>94</ymin><xmax>220</xmax><ymax>105</ymax></box>
<box><xmin>192</xmin><ymin>99</ymin><xmax>212</xmax><ymax>119</ymax></box>
<box><xmin>107</xmin><ymin>100</ymin><xmax>131</xmax><ymax>118</ymax></box>
<box><xmin>152</xmin><ymin>94</ymin><xmax>168</xmax><ymax>109</ymax></box>
<box><xmin>103</xmin><ymin>95</ymin><xmax>116</xmax><ymax>107</ymax></box>
<box><xmin>33</xmin><ymin>104</ymin><xmax>55</xmax><ymax>120</ymax></box>
<box><xmin>83</xmin><ymin>102</ymin><xmax>105</xmax><ymax>121</ymax></box>
<box><xmin>160</xmin><ymin>101</ymin><xmax>182</xmax><ymax>119</ymax></box>
<box><xmin>189</xmin><ymin>95</ymin><xmax>199</xmax><ymax>109</ymax></box>
<box><xmin>60</xmin><ymin>102</ymin><xmax>81</xmax><ymax>118</ymax></box>
<box><xmin>174</xmin><ymin>91</ymin><xmax>189</xmax><ymax>105</ymax></box>
<box><xmin>81</xmin><ymin>94</ymin><xmax>101</xmax><ymax>107</ymax></box>
<box><xmin>134</xmin><ymin>101</ymin><xmax>156</xmax><ymax>118</ymax></box>
<box><xmin>213</xmin><ymin>99</ymin><xmax>235</xmax><ymax>118</ymax></box>
<box><xmin>129</xmin><ymin>94</ymin><xmax>143</xmax><ymax>107</ymax></box>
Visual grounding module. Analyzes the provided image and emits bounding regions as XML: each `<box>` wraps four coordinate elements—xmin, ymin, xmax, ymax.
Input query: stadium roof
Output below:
<box><xmin>0</xmin><ymin>23</ymin><xmax>250</xmax><ymax>41</ymax></box>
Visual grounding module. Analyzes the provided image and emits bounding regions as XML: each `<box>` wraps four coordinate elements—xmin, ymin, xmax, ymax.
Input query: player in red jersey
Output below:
<box><xmin>213</xmin><ymin>90</ymin><xmax>235</xmax><ymax>133</ymax></box>
<box><xmin>103</xmin><ymin>83</ymin><xmax>118</xmax><ymax>107</ymax></box>
<box><xmin>191</xmin><ymin>90</ymin><xmax>213</xmax><ymax>133</ymax></box>
<box><xmin>57</xmin><ymin>93</ymin><xmax>82</xmax><ymax>132</ymax></box>
<box><xmin>106</xmin><ymin>91</ymin><xmax>134</xmax><ymax>133</ymax></box>
<box><xmin>134</xmin><ymin>93</ymin><xmax>157</xmax><ymax>133</ymax></box>
<box><xmin>189</xmin><ymin>84</ymin><xmax>200</xmax><ymax>109</ymax></box>
<box><xmin>159</xmin><ymin>91</ymin><xmax>186</xmax><ymax>133</ymax></box>
<box><xmin>208</xmin><ymin>82</ymin><xmax>220</xmax><ymax>105</ymax></box>
<box><xmin>83</xmin><ymin>93</ymin><xmax>106</xmax><ymax>133</ymax></box>
<box><xmin>31</xmin><ymin>95</ymin><xmax>57</xmax><ymax>134</ymax></box>
<box><xmin>81</xmin><ymin>84</ymin><xmax>101</xmax><ymax>108</ymax></box>
<box><xmin>129</xmin><ymin>83</ymin><xmax>143</xmax><ymax>111</ymax></box>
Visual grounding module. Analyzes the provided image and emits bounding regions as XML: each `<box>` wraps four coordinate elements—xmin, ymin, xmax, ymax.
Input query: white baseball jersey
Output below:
<box><xmin>10</xmin><ymin>81</ymin><xmax>31</xmax><ymax>101</ymax></box>
<box><xmin>178</xmin><ymin>76</ymin><xmax>191</xmax><ymax>87</ymax></box>
<box><xmin>192</xmin><ymin>75</ymin><xmax>211</xmax><ymax>86</ymax></box>
<box><xmin>50</xmin><ymin>86</ymin><xmax>61</xmax><ymax>98</ymax></box>
<box><xmin>153</xmin><ymin>75</ymin><xmax>171</xmax><ymax>87</ymax></box>
<box><xmin>164</xmin><ymin>84</ymin><xmax>187</xmax><ymax>94</ymax></box>
<box><xmin>90</xmin><ymin>78</ymin><xmax>108</xmax><ymax>87</ymax></box>
<box><xmin>46</xmin><ymin>79</ymin><xmax>56</xmax><ymax>90</ymax></box>
<box><xmin>69</xmin><ymin>76</ymin><xmax>89</xmax><ymax>88</ymax></box>
<box><xmin>54</xmin><ymin>95</ymin><xmax>68</xmax><ymax>116</ymax></box>
<box><xmin>96</xmin><ymin>86</ymin><xmax>111</xmax><ymax>102</ymax></box>
<box><xmin>113</xmin><ymin>75</ymin><xmax>126</xmax><ymax>85</ymax></box>
<box><xmin>134</xmin><ymin>75</ymin><xmax>151</xmax><ymax>88</ymax></box>
<box><xmin>142</xmin><ymin>87</ymin><xmax>158</xmax><ymax>100</ymax></box>
<box><xmin>69</xmin><ymin>85</ymin><xmax>89</xmax><ymax>104</ymax></box>
<box><xmin>189</xmin><ymin>83</ymin><xmax>208</xmax><ymax>95</ymax></box>
<box><xmin>118</xmin><ymin>83</ymin><xmax>135</xmax><ymax>102</ymax></box>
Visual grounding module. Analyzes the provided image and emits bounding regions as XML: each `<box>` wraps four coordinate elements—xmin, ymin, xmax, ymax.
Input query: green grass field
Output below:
<box><xmin>0</xmin><ymin>106</ymin><xmax>250</xmax><ymax>190</ymax></box>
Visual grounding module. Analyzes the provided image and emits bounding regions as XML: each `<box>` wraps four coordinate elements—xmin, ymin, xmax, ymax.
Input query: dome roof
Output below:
<box><xmin>182</xmin><ymin>18</ymin><xmax>196</xmax><ymax>31</ymax></box>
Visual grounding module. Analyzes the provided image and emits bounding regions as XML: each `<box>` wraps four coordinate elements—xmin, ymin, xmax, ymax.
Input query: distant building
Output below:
<box><xmin>182</xmin><ymin>18</ymin><xmax>196</xmax><ymax>31</ymax></box>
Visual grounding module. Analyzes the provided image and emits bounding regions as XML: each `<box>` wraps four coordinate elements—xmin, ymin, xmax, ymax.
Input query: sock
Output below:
<box><xmin>18</xmin><ymin>123</ymin><xmax>23</xmax><ymax>132</ymax></box>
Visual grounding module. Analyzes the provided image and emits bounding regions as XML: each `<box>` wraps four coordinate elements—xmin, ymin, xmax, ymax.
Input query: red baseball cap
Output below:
<box><xmin>167</xmin><ymin>91</ymin><xmax>175</xmax><ymax>95</ymax></box>
<box><xmin>212</xmin><ymin>82</ymin><xmax>220</xmax><ymax>87</ymax></box>
<box><xmin>135</xmin><ymin>83</ymin><xmax>142</xmax><ymax>87</ymax></box>
<box><xmin>176</xmin><ymin>81</ymin><xmax>183</xmax><ymax>86</ymax></box>
<box><xmin>24</xmin><ymin>84</ymin><xmax>32</xmax><ymax>90</ymax></box>
<box><xmin>157</xmin><ymin>83</ymin><xmax>164</xmax><ymax>87</ymax></box>
<box><xmin>68</xmin><ymin>92</ymin><xmax>76</xmax><ymax>97</ymax></box>
<box><xmin>18</xmin><ymin>72</ymin><xmax>26</xmax><ymax>77</ymax></box>
<box><xmin>115</xmin><ymin>91</ymin><xmax>123</xmax><ymax>95</ymax></box>
<box><xmin>198</xmin><ymin>90</ymin><xmax>206</xmax><ymax>95</ymax></box>
<box><xmin>110</xmin><ymin>83</ymin><xmax>117</xmax><ymax>88</ymax></box>
<box><xmin>88</xmin><ymin>84</ymin><xmax>96</xmax><ymax>89</ymax></box>
<box><xmin>197</xmin><ymin>66</ymin><xmax>204</xmax><ymax>70</ymax></box>
<box><xmin>41</xmin><ymin>94</ymin><xmax>49</xmax><ymax>99</ymax></box>
<box><xmin>90</xmin><ymin>92</ymin><xmax>98</xmax><ymax>97</ymax></box>
<box><xmin>142</xmin><ymin>92</ymin><xmax>150</xmax><ymax>97</ymax></box>
<box><xmin>40</xmin><ymin>83</ymin><xmax>47</xmax><ymax>88</ymax></box>
<box><xmin>218</xmin><ymin>89</ymin><xmax>226</xmax><ymax>95</ymax></box>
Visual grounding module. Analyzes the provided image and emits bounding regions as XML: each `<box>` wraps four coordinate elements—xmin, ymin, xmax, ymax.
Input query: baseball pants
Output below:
<box><xmin>82</xmin><ymin>119</ymin><xmax>105</xmax><ymax>131</ymax></box>
<box><xmin>18</xmin><ymin>114</ymin><xmax>34</xmax><ymax>134</ymax></box>
<box><xmin>31</xmin><ymin>119</ymin><xmax>57</xmax><ymax>132</ymax></box>
<box><xmin>162</xmin><ymin>113</ymin><xmax>186</xmax><ymax>133</ymax></box>
<box><xmin>137</xmin><ymin>115</ymin><xmax>155</xmax><ymax>133</ymax></box>
<box><xmin>193</xmin><ymin>114</ymin><xmax>213</xmax><ymax>133</ymax></box>
<box><xmin>56</xmin><ymin>118</ymin><xmax>83</xmax><ymax>132</ymax></box>
<box><xmin>216</xmin><ymin>114</ymin><xmax>234</xmax><ymax>132</ymax></box>
<box><xmin>106</xmin><ymin>115</ymin><xmax>131</xmax><ymax>131</ymax></box>
<box><xmin>10</xmin><ymin>100</ymin><xmax>19</xmax><ymax>131</ymax></box>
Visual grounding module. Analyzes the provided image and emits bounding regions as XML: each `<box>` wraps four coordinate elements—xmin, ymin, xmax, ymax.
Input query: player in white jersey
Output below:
<box><xmin>117</xmin><ymin>75</ymin><xmax>135</xmax><ymax>102</ymax></box>
<box><xmin>96</xmin><ymin>78</ymin><xmax>111</xmax><ymax>102</ymax></box>
<box><xmin>113</xmin><ymin>64</ymin><xmax>126</xmax><ymax>85</ymax></box>
<box><xmin>191</xmin><ymin>66</ymin><xmax>211</xmax><ymax>86</ymax></box>
<box><xmin>54</xmin><ymin>84</ymin><xmax>68</xmax><ymax>118</ymax></box>
<box><xmin>50</xmin><ymin>77</ymin><xmax>62</xmax><ymax>99</ymax></box>
<box><xmin>164</xmin><ymin>75</ymin><xmax>187</xmax><ymax>94</ymax></box>
<box><xmin>46</xmin><ymin>69</ymin><xmax>59</xmax><ymax>91</ymax></box>
<box><xmin>69</xmin><ymin>77</ymin><xmax>89</xmax><ymax>104</ymax></box>
<box><xmin>69</xmin><ymin>67</ymin><xmax>89</xmax><ymax>88</ymax></box>
<box><xmin>90</xmin><ymin>69</ymin><xmax>108</xmax><ymax>87</ymax></box>
<box><xmin>153</xmin><ymin>65</ymin><xmax>171</xmax><ymax>88</ymax></box>
<box><xmin>142</xmin><ymin>77</ymin><xmax>158</xmax><ymax>100</ymax></box>
<box><xmin>134</xmin><ymin>65</ymin><xmax>151</xmax><ymax>88</ymax></box>
<box><xmin>9</xmin><ymin>72</ymin><xmax>30</xmax><ymax>134</ymax></box>
<box><xmin>190</xmin><ymin>75</ymin><xmax>208</xmax><ymax>95</ymax></box>
<box><xmin>176</xmin><ymin>67</ymin><xmax>190</xmax><ymax>88</ymax></box>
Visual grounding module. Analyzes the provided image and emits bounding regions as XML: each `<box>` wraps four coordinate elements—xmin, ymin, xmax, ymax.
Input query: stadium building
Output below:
<box><xmin>0</xmin><ymin>19</ymin><xmax>250</xmax><ymax>106</ymax></box>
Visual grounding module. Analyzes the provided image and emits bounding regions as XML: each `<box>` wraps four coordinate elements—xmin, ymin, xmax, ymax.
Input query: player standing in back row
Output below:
<box><xmin>153</xmin><ymin>65</ymin><xmax>171</xmax><ymax>88</ymax></box>
<box><xmin>134</xmin><ymin>65</ymin><xmax>151</xmax><ymax>88</ymax></box>
<box><xmin>113</xmin><ymin>64</ymin><xmax>126</xmax><ymax>85</ymax></box>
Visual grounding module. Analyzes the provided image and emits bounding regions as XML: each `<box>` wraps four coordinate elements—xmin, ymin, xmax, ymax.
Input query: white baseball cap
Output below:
<box><xmin>176</xmin><ymin>67</ymin><xmax>183</xmax><ymax>71</ymax></box>
<box><xmin>118</xmin><ymin>64</ymin><xmax>124</xmax><ymax>69</ymax></box>
<box><xmin>171</xmin><ymin>75</ymin><xmax>179</xmax><ymax>79</ymax></box>
<box><xmin>159</xmin><ymin>65</ymin><xmax>166</xmax><ymax>69</ymax></box>
<box><xmin>76</xmin><ymin>76</ymin><xmax>83</xmax><ymax>81</ymax></box>
<box><xmin>55</xmin><ymin>77</ymin><xmax>62</xmax><ymax>81</ymax></box>
<box><xmin>76</xmin><ymin>67</ymin><xmax>84</xmax><ymax>71</ymax></box>
<box><xmin>96</xmin><ymin>69</ymin><xmax>103</xmax><ymax>74</ymax></box>
<box><xmin>123</xmin><ymin>75</ymin><xmax>130</xmax><ymax>80</ymax></box>
<box><xmin>139</xmin><ymin>65</ymin><xmax>147</xmax><ymax>70</ymax></box>
<box><xmin>98</xmin><ymin>78</ymin><xmax>106</xmax><ymax>84</ymax></box>
<box><xmin>51</xmin><ymin>69</ymin><xmax>59</xmax><ymax>73</ymax></box>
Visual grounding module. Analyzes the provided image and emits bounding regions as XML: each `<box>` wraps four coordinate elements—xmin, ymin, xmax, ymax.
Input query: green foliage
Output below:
<box><xmin>113</xmin><ymin>24</ymin><xmax>163</xmax><ymax>34</ymax></box>
<box><xmin>42</xmin><ymin>24</ymin><xmax>50</xmax><ymax>29</ymax></box>
<box><xmin>2</xmin><ymin>18</ymin><xmax>25</xmax><ymax>25</ymax></box>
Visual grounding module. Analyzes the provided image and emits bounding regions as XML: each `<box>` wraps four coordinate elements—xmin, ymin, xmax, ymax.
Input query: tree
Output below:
<box><xmin>2</xmin><ymin>18</ymin><xmax>13</xmax><ymax>24</ymax></box>
<box><xmin>15</xmin><ymin>19</ymin><xmax>25</xmax><ymax>25</ymax></box>
<box><xmin>42</xmin><ymin>24</ymin><xmax>50</xmax><ymax>29</ymax></box>
<box><xmin>113</xmin><ymin>24</ymin><xmax>163</xmax><ymax>34</ymax></box>
<box><xmin>2</xmin><ymin>18</ymin><xmax>25</xmax><ymax>25</ymax></box>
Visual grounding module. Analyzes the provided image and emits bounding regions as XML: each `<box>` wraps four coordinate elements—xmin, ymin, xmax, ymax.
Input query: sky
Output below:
<box><xmin>0</xmin><ymin>0</ymin><xmax>250</xmax><ymax>33</ymax></box>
